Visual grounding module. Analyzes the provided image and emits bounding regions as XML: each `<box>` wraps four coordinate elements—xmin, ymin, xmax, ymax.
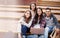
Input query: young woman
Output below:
<box><xmin>27</xmin><ymin>8</ymin><xmax>46</xmax><ymax>38</ymax></box>
<box><xmin>30</xmin><ymin>3</ymin><xmax>37</xmax><ymax>18</ymax></box>
<box><xmin>31</xmin><ymin>8</ymin><xmax>45</xmax><ymax>28</ymax></box>
<box><xmin>50</xmin><ymin>24</ymin><xmax>60</xmax><ymax>38</ymax></box>
<box><xmin>17</xmin><ymin>10</ymin><xmax>33</xmax><ymax>38</ymax></box>
<box><xmin>44</xmin><ymin>8</ymin><xmax>58</xmax><ymax>38</ymax></box>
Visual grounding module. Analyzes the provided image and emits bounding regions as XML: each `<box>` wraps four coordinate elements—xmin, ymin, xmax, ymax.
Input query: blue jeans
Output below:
<box><xmin>21</xmin><ymin>25</ymin><xmax>30</xmax><ymax>38</ymax></box>
<box><xmin>44</xmin><ymin>26</ymin><xmax>54</xmax><ymax>38</ymax></box>
<box><xmin>27</xmin><ymin>34</ymin><xmax>44</xmax><ymax>38</ymax></box>
<box><xmin>27</xmin><ymin>35</ymin><xmax>38</xmax><ymax>38</ymax></box>
<box><xmin>39</xmin><ymin>35</ymin><xmax>44</xmax><ymax>38</ymax></box>
<box><xmin>22</xmin><ymin>35</ymin><xmax>38</xmax><ymax>38</ymax></box>
<box><xmin>22</xmin><ymin>35</ymin><xmax>26</xmax><ymax>38</ymax></box>
<box><xmin>21</xmin><ymin>25</ymin><xmax>29</xmax><ymax>35</ymax></box>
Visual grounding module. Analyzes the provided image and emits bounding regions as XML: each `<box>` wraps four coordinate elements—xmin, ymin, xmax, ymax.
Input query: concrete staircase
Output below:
<box><xmin>0</xmin><ymin>32</ymin><xmax>18</xmax><ymax>38</ymax></box>
<box><xmin>0</xmin><ymin>5</ymin><xmax>60</xmax><ymax>38</ymax></box>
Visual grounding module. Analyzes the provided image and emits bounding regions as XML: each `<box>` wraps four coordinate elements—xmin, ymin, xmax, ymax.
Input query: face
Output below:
<box><xmin>25</xmin><ymin>11</ymin><xmax>30</xmax><ymax>18</ymax></box>
<box><xmin>31</xmin><ymin>4</ymin><xmax>35</xmax><ymax>10</ymax></box>
<box><xmin>37</xmin><ymin>9</ymin><xmax>42</xmax><ymax>15</ymax></box>
<box><xmin>45</xmin><ymin>10</ymin><xmax>51</xmax><ymax>17</ymax></box>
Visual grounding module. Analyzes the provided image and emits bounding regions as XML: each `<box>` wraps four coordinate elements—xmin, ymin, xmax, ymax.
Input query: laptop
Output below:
<box><xmin>30</xmin><ymin>28</ymin><xmax>44</xmax><ymax>35</ymax></box>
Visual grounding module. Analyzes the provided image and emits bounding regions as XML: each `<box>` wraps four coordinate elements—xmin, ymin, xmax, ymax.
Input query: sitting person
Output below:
<box><xmin>17</xmin><ymin>10</ymin><xmax>33</xmax><ymax>38</ymax></box>
<box><xmin>50</xmin><ymin>24</ymin><xmax>60</xmax><ymax>38</ymax></box>
<box><xmin>44</xmin><ymin>8</ymin><xmax>58</xmax><ymax>38</ymax></box>
<box><xmin>30</xmin><ymin>3</ymin><xmax>37</xmax><ymax>19</ymax></box>
<box><xmin>31</xmin><ymin>8</ymin><xmax>46</xmax><ymax>28</ymax></box>
<box><xmin>27</xmin><ymin>8</ymin><xmax>46</xmax><ymax>38</ymax></box>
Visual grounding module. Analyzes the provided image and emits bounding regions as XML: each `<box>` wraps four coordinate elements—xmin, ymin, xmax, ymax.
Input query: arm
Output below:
<box><xmin>18</xmin><ymin>33</ymin><xmax>22</xmax><ymax>38</ymax></box>
<box><xmin>17</xmin><ymin>19</ymin><xmax>22</xmax><ymax>38</ymax></box>
<box><xmin>23</xmin><ymin>18</ymin><xmax>33</xmax><ymax>27</ymax></box>
<box><xmin>52</xmin><ymin>32</ymin><xmax>56</xmax><ymax>38</ymax></box>
<box><xmin>50</xmin><ymin>30</ymin><xmax>55</xmax><ymax>38</ymax></box>
<box><xmin>27</xmin><ymin>18</ymin><xmax>33</xmax><ymax>27</ymax></box>
<box><xmin>17</xmin><ymin>25</ymin><xmax>22</xmax><ymax>38</ymax></box>
<box><xmin>53</xmin><ymin>15</ymin><xmax>58</xmax><ymax>25</ymax></box>
<box><xmin>50</xmin><ymin>26</ymin><xmax>56</xmax><ymax>38</ymax></box>
<box><xmin>40</xmin><ymin>19</ymin><xmax>46</xmax><ymax>28</ymax></box>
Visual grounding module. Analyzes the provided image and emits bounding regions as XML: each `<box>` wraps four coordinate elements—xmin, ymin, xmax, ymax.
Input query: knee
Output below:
<box><xmin>45</xmin><ymin>27</ymin><xmax>49</xmax><ymax>30</ymax></box>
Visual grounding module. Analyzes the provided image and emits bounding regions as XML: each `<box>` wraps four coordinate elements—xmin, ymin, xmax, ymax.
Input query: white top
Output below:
<box><xmin>30</xmin><ymin>10</ymin><xmax>35</xmax><ymax>19</ymax></box>
<box><xmin>17</xmin><ymin>17</ymin><xmax>33</xmax><ymax>33</ymax></box>
<box><xmin>33</xmin><ymin>20</ymin><xmax>40</xmax><ymax>28</ymax></box>
<box><xmin>33</xmin><ymin>24</ymin><xmax>40</xmax><ymax>28</ymax></box>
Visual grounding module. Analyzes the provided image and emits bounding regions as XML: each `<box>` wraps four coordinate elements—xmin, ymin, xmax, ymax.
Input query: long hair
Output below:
<box><xmin>33</xmin><ymin>8</ymin><xmax>43</xmax><ymax>24</ymax></box>
<box><xmin>24</xmin><ymin>10</ymin><xmax>32</xmax><ymax>23</ymax></box>
<box><xmin>30</xmin><ymin>3</ymin><xmax>37</xmax><ymax>12</ymax></box>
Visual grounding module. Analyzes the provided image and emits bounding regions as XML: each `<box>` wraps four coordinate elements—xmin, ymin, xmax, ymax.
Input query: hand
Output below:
<box><xmin>50</xmin><ymin>35</ymin><xmax>52</xmax><ymax>38</ymax></box>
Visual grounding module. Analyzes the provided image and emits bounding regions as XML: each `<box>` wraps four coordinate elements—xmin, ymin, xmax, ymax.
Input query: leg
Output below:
<box><xmin>27</xmin><ymin>35</ymin><xmax>38</xmax><ymax>38</ymax></box>
<box><xmin>21</xmin><ymin>25</ymin><xmax>28</xmax><ymax>35</ymax></box>
<box><xmin>44</xmin><ymin>27</ymin><xmax>50</xmax><ymax>38</ymax></box>
<box><xmin>39</xmin><ymin>35</ymin><xmax>44</xmax><ymax>38</ymax></box>
<box><xmin>22</xmin><ymin>35</ymin><xmax>26</xmax><ymax>38</ymax></box>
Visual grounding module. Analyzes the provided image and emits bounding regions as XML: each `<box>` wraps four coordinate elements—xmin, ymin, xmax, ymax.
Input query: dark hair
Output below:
<box><xmin>46</xmin><ymin>8</ymin><xmax>51</xmax><ymax>11</ymax></box>
<box><xmin>30</xmin><ymin>3</ymin><xmax>37</xmax><ymax>12</ymax></box>
<box><xmin>33</xmin><ymin>8</ymin><xmax>43</xmax><ymax>24</ymax></box>
<box><xmin>24</xmin><ymin>10</ymin><xmax>32</xmax><ymax>23</ymax></box>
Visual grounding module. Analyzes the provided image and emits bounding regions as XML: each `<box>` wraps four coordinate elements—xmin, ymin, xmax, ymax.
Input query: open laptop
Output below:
<box><xmin>30</xmin><ymin>28</ymin><xmax>44</xmax><ymax>35</ymax></box>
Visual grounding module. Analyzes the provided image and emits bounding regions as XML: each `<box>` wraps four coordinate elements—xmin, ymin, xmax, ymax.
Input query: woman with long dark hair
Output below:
<box><xmin>27</xmin><ymin>8</ymin><xmax>46</xmax><ymax>38</ymax></box>
<box><xmin>30</xmin><ymin>3</ymin><xmax>37</xmax><ymax>19</ymax></box>
<box><xmin>31</xmin><ymin>8</ymin><xmax>45</xmax><ymax>28</ymax></box>
<box><xmin>17</xmin><ymin>10</ymin><xmax>33</xmax><ymax>38</ymax></box>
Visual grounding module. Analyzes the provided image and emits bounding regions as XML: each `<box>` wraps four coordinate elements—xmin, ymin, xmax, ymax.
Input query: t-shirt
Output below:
<box><xmin>45</xmin><ymin>17</ymin><xmax>54</xmax><ymax>26</ymax></box>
